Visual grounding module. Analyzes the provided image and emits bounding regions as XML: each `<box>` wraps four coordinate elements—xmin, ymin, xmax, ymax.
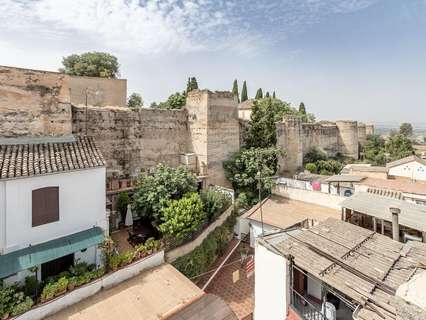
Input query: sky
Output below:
<box><xmin>1</xmin><ymin>0</ymin><xmax>426</xmax><ymax>124</ymax></box>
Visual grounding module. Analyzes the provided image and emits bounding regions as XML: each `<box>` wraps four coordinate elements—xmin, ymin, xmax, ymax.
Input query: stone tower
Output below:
<box><xmin>336</xmin><ymin>120</ymin><xmax>359</xmax><ymax>159</ymax></box>
<box><xmin>357</xmin><ymin>122</ymin><xmax>367</xmax><ymax>147</ymax></box>
<box><xmin>185</xmin><ymin>90</ymin><xmax>240</xmax><ymax>187</ymax></box>
<box><xmin>277</xmin><ymin>115</ymin><xmax>303</xmax><ymax>174</ymax></box>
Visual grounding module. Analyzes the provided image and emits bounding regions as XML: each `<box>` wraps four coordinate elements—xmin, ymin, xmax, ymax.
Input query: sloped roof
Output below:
<box><xmin>340</xmin><ymin>191</ymin><xmax>426</xmax><ymax>232</ymax></box>
<box><xmin>325</xmin><ymin>175</ymin><xmax>366</xmax><ymax>183</ymax></box>
<box><xmin>387</xmin><ymin>155</ymin><xmax>426</xmax><ymax>168</ymax></box>
<box><xmin>360</xmin><ymin>177</ymin><xmax>426</xmax><ymax>196</ymax></box>
<box><xmin>263</xmin><ymin>218</ymin><xmax>426</xmax><ymax>320</ymax></box>
<box><xmin>0</xmin><ymin>136</ymin><xmax>105</xmax><ymax>180</ymax></box>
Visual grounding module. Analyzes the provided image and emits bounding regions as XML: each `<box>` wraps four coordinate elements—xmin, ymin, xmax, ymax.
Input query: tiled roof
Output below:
<box><xmin>0</xmin><ymin>136</ymin><xmax>105</xmax><ymax>180</ymax></box>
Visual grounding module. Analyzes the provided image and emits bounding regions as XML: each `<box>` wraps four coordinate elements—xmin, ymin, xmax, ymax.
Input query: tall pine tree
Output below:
<box><xmin>186</xmin><ymin>77</ymin><xmax>199</xmax><ymax>94</ymax></box>
<box><xmin>255</xmin><ymin>88</ymin><xmax>263</xmax><ymax>99</ymax></box>
<box><xmin>241</xmin><ymin>81</ymin><xmax>248</xmax><ymax>102</ymax></box>
<box><xmin>299</xmin><ymin>102</ymin><xmax>306</xmax><ymax>115</ymax></box>
<box><xmin>232</xmin><ymin>79</ymin><xmax>240</xmax><ymax>103</ymax></box>
<box><xmin>245</xmin><ymin>99</ymin><xmax>277</xmax><ymax>148</ymax></box>
<box><xmin>272</xmin><ymin>91</ymin><xmax>276</xmax><ymax>99</ymax></box>
<box><xmin>265</xmin><ymin>92</ymin><xmax>270</xmax><ymax>98</ymax></box>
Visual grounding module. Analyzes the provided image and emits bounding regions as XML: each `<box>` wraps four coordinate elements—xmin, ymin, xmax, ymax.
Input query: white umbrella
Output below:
<box><xmin>124</xmin><ymin>204</ymin><xmax>133</xmax><ymax>227</ymax></box>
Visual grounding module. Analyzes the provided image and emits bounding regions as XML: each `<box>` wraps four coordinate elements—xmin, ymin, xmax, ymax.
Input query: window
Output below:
<box><xmin>32</xmin><ymin>187</ymin><xmax>59</xmax><ymax>227</ymax></box>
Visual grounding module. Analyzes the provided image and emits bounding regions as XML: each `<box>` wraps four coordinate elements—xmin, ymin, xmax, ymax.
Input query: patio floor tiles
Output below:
<box><xmin>203</xmin><ymin>242</ymin><xmax>254</xmax><ymax>320</ymax></box>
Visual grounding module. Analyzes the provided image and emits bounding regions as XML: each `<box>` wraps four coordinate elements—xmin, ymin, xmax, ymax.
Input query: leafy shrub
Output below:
<box><xmin>11</xmin><ymin>296</ymin><xmax>33</xmax><ymax>317</ymax></box>
<box><xmin>69</xmin><ymin>262</ymin><xmax>93</xmax><ymax>277</ymax></box>
<box><xmin>303</xmin><ymin>147</ymin><xmax>327</xmax><ymax>164</ymax></box>
<box><xmin>0</xmin><ymin>286</ymin><xmax>16</xmax><ymax>318</ymax></box>
<box><xmin>108</xmin><ymin>254</ymin><xmax>123</xmax><ymax>271</ymax></box>
<box><xmin>201</xmin><ymin>188</ymin><xmax>232</xmax><ymax>221</ymax></box>
<box><xmin>235</xmin><ymin>192</ymin><xmax>252</xmax><ymax>210</ymax></box>
<box><xmin>159</xmin><ymin>193</ymin><xmax>206</xmax><ymax>241</ymax></box>
<box><xmin>133</xmin><ymin>164</ymin><xmax>198</xmax><ymax>225</ymax></box>
<box><xmin>172</xmin><ymin>213</ymin><xmax>236</xmax><ymax>278</ymax></box>
<box><xmin>116</xmin><ymin>192</ymin><xmax>130</xmax><ymax>220</ymax></box>
<box><xmin>23</xmin><ymin>276</ymin><xmax>39</xmax><ymax>298</ymax></box>
<box><xmin>120</xmin><ymin>251</ymin><xmax>134</xmax><ymax>266</ymax></box>
<box><xmin>304</xmin><ymin>163</ymin><xmax>317</xmax><ymax>173</ymax></box>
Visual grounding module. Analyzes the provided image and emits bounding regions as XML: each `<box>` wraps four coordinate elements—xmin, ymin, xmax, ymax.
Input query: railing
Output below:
<box><xmin>291</xmin><ymin>290</ymin><xmax>326</xmax><ymax>320</ymax></box>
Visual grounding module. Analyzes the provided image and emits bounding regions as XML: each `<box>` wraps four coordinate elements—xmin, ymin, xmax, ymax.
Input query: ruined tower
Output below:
<box><xmin>336</xmin><ymin>120</ymin><xmax>359</xmax><ymax>159</ymax></box>
<box><xmin>186</xmin><ymin>90</ymin><xmax>240</xmax><ymax>187</ymax></box>
<box><xmin>277</xmin><ymin>115</ymin><xmax>303</xmax><ymax>174</ymax></box>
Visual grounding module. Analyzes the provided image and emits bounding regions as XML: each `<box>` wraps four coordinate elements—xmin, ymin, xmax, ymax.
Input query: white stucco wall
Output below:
<box><xmin>254</xmin><ymin>241</ymin><xmax>288</xmax><ymax>320</ymax></box>
<box><xmin>1</xmin><ymin>168</ymin><xmax>106</xmax><ymax>254</ymax></box>
<box><xmin>249</xmin><ymin>221</ymin><xmax>282</xmax><ymax>247</ymax></box>
<box><xmin>274</xmin><ymin>184</ymin><xmax>345</xmax><ymax>210</ymax></box>
<box><xmin>389</xmin><ymin>161</ymin><xmax>426</xmax><ymax>181</ymax></box>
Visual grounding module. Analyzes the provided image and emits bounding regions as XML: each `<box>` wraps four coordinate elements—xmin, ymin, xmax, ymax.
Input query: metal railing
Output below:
<box><xmin>291</xmin><ymin>290</ymin><xmax>326</xmax><ymax>320</ymax></box>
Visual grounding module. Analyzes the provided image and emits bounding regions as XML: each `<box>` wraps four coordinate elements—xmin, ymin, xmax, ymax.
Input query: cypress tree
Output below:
<box><xmin>232</xmin><ymin>79</ymin><xmax>240</xmax><ymax>103</ymax></box>
<box><xmin>186</xmin><ymin>77</ymin><xmax>191</xmax><ymax>94</ymax></box>
<box><xmin>299</xmin><ymin>102</ymin><xmax>306</xmax><ymax>115</ymax></box>
<box><xmin>246</xmin><ymin>99</ymin><xmax>277</xmax><ymax>148</ymax></box>
<box><xmin>241</xmin><ymin>81</ymin><xmax>248</xmax><ymax>102</ymax></box>
<box><xmin>265</xmin><ymin>91</ymin><xmax>270</xmax><ymax>98</ymax></box>
<box><xmin>272</xmin><ymin>91</ymin><xmax>276</xmax><ymax>99</ymax></box>
<box><xmin>255</xmin><ymin>88</ymin><xmax>263</xmax><ymax>99</ymax></box>
<box><xmin>190</xmin><ymin>77</ymin><xmax>198</xmax><ymax>90</ymax></box>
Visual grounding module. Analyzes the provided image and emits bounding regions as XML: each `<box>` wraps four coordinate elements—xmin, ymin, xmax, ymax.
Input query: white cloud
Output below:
<box><xmin>0</xmin><ymin>0</ymin><xmax>379</xmax><ymax>56</ymax></box>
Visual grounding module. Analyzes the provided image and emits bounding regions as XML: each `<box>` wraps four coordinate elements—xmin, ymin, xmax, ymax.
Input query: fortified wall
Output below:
<box><xmin>0</xmin><ymin>65</ymin><xmax>373</xmax><ymax>185</ymax></box>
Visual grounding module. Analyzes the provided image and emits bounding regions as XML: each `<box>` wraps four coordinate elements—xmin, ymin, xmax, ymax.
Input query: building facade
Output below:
<box><xmin>0</xmin><ymin>137</ymin><xmax>107</xmax><ymax>284</ymax></box>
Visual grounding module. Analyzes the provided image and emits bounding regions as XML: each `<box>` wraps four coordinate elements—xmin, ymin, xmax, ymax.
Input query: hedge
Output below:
<box><xmin>172</xmin><ymin>211</ymin><xmax>236</xmax><ymax>279</ymax></box>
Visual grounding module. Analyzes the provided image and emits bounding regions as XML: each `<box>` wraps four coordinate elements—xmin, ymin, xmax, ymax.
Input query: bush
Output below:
<box><xmin>200</xmin><ymin>188</ymin><xmax>232</xmax><ymax>221</ymax></box>
<box><xmin>133</xmin><ymin>164</ymin><xmax>198</xmax><ymax>225</ymax></box>
<box><xmin>11</xmin><ymin>297</ymin><xmax>33</xmax><ymax>317</ymax></box>
<box><xmin>116</xmin><ymin>192</ymin><xmax>130</xmax><ymax>220</ymax></box>
<box><xmin>303</xmin><ymin>147</ymin><xmax>327</xmax><ymax>164</ymax></box>
<box><xmin>23</xmin><ymin>276</ymin><xmax>39</xmax><ymax>298</ymax></box>
<box><xmin>159</xmin><ymin>193</ymin><xmax>206</xmax><ymax>241</ymax></box>
<box><xmin>172</xmin><ymin>213</ymin><xmax>236</xmax><ymax>278</ymax></box>
<box><xmin>304</xmin><ymin>163</ymin><xmax>317</xmax><ymax>173</ymax></box>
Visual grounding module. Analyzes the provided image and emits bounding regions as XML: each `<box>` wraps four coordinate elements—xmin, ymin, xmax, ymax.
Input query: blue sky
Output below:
<box><xmin>1</xmin><ymin>0</ymin><xmax>425</xmax><ymax>123</ymax></box>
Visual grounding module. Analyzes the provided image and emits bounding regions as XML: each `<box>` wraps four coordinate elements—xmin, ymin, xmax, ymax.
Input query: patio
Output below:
<box><xmin>196</xmin><ymin>240</ymin><xmax>255</xmax><ymax>320</ymax></box>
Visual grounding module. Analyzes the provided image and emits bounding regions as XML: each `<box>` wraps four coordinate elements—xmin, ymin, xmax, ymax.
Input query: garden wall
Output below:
<box><xmin>273</xmin><ymin>184</ymin><xmax>345</xmax><ymax>210</ymax></box>
<box><xmin>165</xmin><ymin>206</ymin><xmax>234</xmax><ymax>262</ymax></box>
<box><xmin>15</xmin><ymin>251</ymin><xmax>164</xmax><ymax>320</ymax></box>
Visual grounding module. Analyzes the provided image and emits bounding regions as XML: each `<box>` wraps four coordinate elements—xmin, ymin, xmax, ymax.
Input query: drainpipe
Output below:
<box><xmin>390</xmin><ymin>207</ymin><xmax>401</xmax><ymax>242</ymax></box>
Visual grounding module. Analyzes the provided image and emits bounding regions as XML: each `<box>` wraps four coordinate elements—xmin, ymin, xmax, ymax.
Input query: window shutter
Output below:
<box><xmin>32</xmin><ymin>187</ymin><xmax>59</xmax><ymax>227</ymax></box>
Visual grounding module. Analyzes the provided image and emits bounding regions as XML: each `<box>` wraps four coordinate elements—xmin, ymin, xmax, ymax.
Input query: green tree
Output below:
<box><xmin>223</xmin><ymin>147</ymin><xmax>282</xmax><ymax>202</ymax></box>
<box><xmin>59</xmin><ymin>52</ymin><xmax>119</xmax><ymax>78</ymax></box>
<box><xmin>255</xmin><ymin>88</ymin><xmax>263</xmax><ymax>99</ymax></box>
<box><xmin>116</xmin><ymin>192</ymin><xmax>130</xmax><ymax>223</ymax></box>
<box><xmin>186</xmin><ymin>77</ymin><xmax>199</xmax><ymax>94</ymax></box>
<box><xmin>265</xmin><ymin>91</ymin><xmax>270</xmax><ymax>98</ymax></box>
<box><xmin>155</xmin><ymin>92</ymin><xmax>186</xmax><ymax>109</ymax></box>
<box><xmin>241</xmin><ymin>81</ymin><xmax>248</xmax><ymax>102</ymax></box>
<box><xmin>133</xmin><ymin>164</ymin><xmax>198</xmax><ymax>225</ymax></box>
<box><xmin>364</xmin><ymin>134</ymin><xmax>386</xmax><ymax>165</ymax></box>
<box><xmin>201</xmin><ymin>188</ymin><xmax>232</xmax><ymax>221</ymax></box>
<box><xmin>127</xmin><ymin>93</ymin><xmax>143</xmax><ymax>108</ymax></box>
<box><xmin>299</xmin><ymin>102</ymin><xmax>306</xmax><ymax>115</ymax></box>
<box><xmin>399</xmin><ymin>123</ymin><xmax>413</xmax><ymax>137</ymax></box>
<box><xmin>232</xmin><ymin>79</ymin><xmax>240</xmax><ymax>103</ymax></box>
<box><xmin>272</xmin><ymin>91</ymin><xmax>276</xmax><ymax>99</ymax></box>
<box><xmin>158</xmin><ymin>193</ymin><xmax>205</xmax><ymax>241</ymax></box>
<box><xmin>303</xmin><ymin>147</ymin><xmax>327</xmax><ymax>164</ymax></box>
<box><xmin>245</xmin><ymin>99</ymin><xmax>277</xmax><ymax>148</ymax></box>
<box><xmin>385</xmin><ymin>134</ymin><xmax>414</xmax><ymax>161</ymax></box>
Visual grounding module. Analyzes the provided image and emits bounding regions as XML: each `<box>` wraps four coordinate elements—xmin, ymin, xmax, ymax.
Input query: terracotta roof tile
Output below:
<box><xmin>0</xmin><ymin>137</ymin><xmax>105</xmax><ymax>180</ymax></box>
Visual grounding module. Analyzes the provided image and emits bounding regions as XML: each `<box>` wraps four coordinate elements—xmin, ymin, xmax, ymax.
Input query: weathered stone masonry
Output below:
<box><xmin>0</xmin><ymin>65</ymin><xmax>373</xmax><ymax>186</ymax></box>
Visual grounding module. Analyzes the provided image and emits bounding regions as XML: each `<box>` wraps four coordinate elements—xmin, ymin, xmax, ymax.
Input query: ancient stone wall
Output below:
<box><xmin>186</xmin><ymin>90</ymin><xmax>240</xmax><ymax>187</ymax></box>
<box><xmin>72</xmin><ymin>105</ymin><xmax>188</xmax><ymax>177</ymax></box>
<box><xmin>336</xmin><ymin>120</ymin><xmax>359</xmax><ymax>159</ymax></box>
<box><xmin>301</xmin><ymin>123</ymin><xmax>339</xmax><ymax>157</ymax></box>
<box><xmin>277</xmin><ymin>116</ymin><xmax>303</xmax><ymax>174</ymax></box>
<box><xmin>206</xmin><ymin>91</ymin><xmax>240</xmax><ymax>187</ymax></box>
<box><xmin>68</xmin><ymin>75</ymin><xmax>127</xmax><ymax>107</ymax></box>
<box><xmin>0</xmin><ymin>66</ymin><xmax>71</xmax><ymax>137</ymax></box>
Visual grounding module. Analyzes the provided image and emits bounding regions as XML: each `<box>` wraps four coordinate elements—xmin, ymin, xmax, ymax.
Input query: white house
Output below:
<box><xmin>387</xmin><ymin>155</ymin><xmax>426</xmax><ymax>182</ymax></box>
<box><xmin>0</xmin><ymin>136</ymin><xmax>107</xmax><ymax>284</ymax></box>
<box><xmin>254</xmin><ymin>218</ymin><xmax>426</xmax><ymax>320</ymax></box>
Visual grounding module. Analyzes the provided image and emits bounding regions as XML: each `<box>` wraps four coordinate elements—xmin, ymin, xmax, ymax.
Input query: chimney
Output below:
<box><xmin>390</xmin><ymin>207</ymin><xmax>401</xmax><ymax>242</ymax></box>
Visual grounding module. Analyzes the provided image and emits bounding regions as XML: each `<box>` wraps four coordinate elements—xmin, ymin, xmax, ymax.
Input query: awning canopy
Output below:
<box><xmin>0</xmin><ymin>227</ymin><xmax>104</xmax><ymax>278</ymax></box>
<box><xmin>340</xmin><ymin>192</ymin><xmax>426</xmax><ymax>232</ymax></box>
